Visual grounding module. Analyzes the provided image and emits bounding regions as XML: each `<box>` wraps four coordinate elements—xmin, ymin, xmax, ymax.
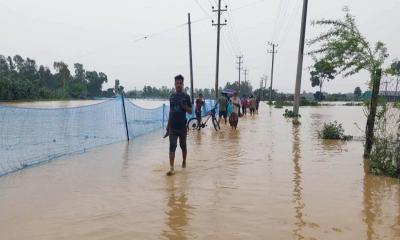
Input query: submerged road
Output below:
<box><xmin>0</xmin><ymin>104</ymin><xmax>399</xmax><ymax>240</ymax></box>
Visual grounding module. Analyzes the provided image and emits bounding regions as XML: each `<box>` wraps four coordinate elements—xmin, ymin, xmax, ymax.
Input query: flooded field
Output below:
<box><xmin>0</xmin><ymin>103</ymin><xmax>399</xmax><ymax>240</ymax></box>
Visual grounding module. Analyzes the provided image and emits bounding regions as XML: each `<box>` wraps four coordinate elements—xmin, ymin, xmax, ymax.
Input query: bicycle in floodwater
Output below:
<box><xmin>187</xmin><ymin>105</ymin><xmax>220</xmax><ymax>131</ymax></box>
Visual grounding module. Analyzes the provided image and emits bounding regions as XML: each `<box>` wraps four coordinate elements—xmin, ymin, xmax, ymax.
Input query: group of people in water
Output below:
<box><xmin>164</xmin><ymin>74</ymin><xmax>260</xmax><ymax>176</ymax></box>
<box><xmin>215</xmin><ymin>92</ymin><xmax>260</xmax><ymax>129</ymax></box>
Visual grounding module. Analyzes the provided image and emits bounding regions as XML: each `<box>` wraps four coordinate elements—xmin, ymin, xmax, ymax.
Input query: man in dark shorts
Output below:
<box><xmin>195</xmin><ymin>93</ymin><xmax>204</xmax><ymax>129</ymax></box>
<box><xmin>165</xmin><ymin>75</ymin><xmax>192</xmax><ymax>176</ymax></box>
<box><xmin>218</xmin><ymin>94</ymin><xmax>228</xmax><ymax>124</ymax></box>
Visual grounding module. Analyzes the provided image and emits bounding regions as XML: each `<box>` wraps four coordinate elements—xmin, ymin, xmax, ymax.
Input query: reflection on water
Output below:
<box><xmin>292</xmin><ymin>123</ymin><xmax>305</xmax><ymax>239</ymax></box>
<box><xmin>0</xmin><ymin>103</ymin><xmax>399</xmax><ymax>239</ymax></box>
<box><xmin>162</xmin><ymin>174</ymin><xmax>191</xmax><ymax>240</ymax></box>
<box><xmin>363</xmin><ymin>163</ymin><xmax>400</xmax><ymax>239</ymax></box>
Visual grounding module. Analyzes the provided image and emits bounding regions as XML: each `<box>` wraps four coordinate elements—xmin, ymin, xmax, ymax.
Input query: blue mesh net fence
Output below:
<box><xmin>0</xmin><ymin>97</ymin><xmax>217</xmax><ymax>176</ymax></box>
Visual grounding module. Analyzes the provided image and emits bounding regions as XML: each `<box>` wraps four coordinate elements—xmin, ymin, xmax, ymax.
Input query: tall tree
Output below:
<box><xmin>53</xmin><ymin>61</ymin><xmax>71</xmax><ymax>90</ymax></box>
<box><xmin>73</xmin><ymin>63</ymin><xmax>86</xmax><ymax>84</ymax></box>
<box><xmin>308</xmin><ymin>7</ymin><xmax>389</xmax><ymax>156</ymax></box>
<box><xmin>86</xmin><ymin>71</ymin><xmax>107</xmax><ymax>97</ymax></box>
<box><xmin>354</xmin><ymin>87</ymin><xmax>362</xmax><ymax>100</ymax></box>
<box><xmin>310</xmin><ymin>58</ymin><xmax>336</xmax><ymax>101</ymax></box>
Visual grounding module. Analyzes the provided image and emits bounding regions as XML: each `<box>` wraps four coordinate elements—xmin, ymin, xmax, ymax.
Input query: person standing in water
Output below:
<box><xmin>218</xmin><ymin>94</ymin><xmax>228</xmax><ymax>125</ymax></box>
<box><xmin>229</xmin><ymin>92</ymin><xmax>240</xmax><ymax>129</ymax></box>
<box><xmin>164</xmin><ymin>75</ymin><xmax>192</xmax><ymax>176</ymax></box>
<box><xmin>195</xmin><ymin>93</ymin><xmax>204</xmax><ymax>129</ymax></box>
<box><xmin>249</xmin><ymin>95</ymin><xmax>257</xmax><ymax>116</ymax></box>
<box><xmin>256</xmin><ymin>96</ymin><xmax>260</xmax><ymax>114</ymax></box>
<box><xmin>241</xmin><ymin>96</ymin><xmax>248</xmax><ymax>116</ymax></box>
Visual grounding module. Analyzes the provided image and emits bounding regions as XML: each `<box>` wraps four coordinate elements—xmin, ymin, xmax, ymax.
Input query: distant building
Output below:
<box><xmin>114</xmin><ymin>80</ymin><xmax>120</xmax><ymax>94</ymax></box>
<box><xmin>362</xmin><ymin>91</ymin><xmax>400</xmax><ymax>102</ymax></box>
<box><xmin>380</xmin><ymin>91</ymin><xmax>400</xmax><ymax>102</ymax></box>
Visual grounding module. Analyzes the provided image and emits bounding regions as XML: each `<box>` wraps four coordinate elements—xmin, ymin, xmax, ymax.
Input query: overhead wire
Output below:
<box><xmin>64</xmin><ymin>0</ymin><xmax>266</xmax><ymax>61</ymax></box>
<box><xmin>277</xmin><ymin>0</ymin><xmax>301</xmax><ymax>46</ymax></box>
<box><xmin>204</xmin><ymin>0</ymin><xmax>238</xmax><ymax>58</ymax></box>
<box><xmin>224</xmin><ymin>0</ymin><xmax>243</xmax><ymax>55</ymax></box>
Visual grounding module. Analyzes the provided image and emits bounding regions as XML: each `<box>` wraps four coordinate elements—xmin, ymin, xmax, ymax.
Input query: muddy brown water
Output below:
<box><xmin>0</xmin><ymin>103</ymin><xmax>399</xmax><ymax>240</ymax></box>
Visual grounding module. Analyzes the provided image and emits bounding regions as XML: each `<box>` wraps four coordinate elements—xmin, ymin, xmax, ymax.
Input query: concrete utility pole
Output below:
<box><xmin>244</xmin><ymin>69</ymin><xmax>248</xmax><ymax>83</ymax></box>
<box><xmin>212</xmin><ymin>0</ymin><xmax>227</xmax><ymax>100</ymax></box>
<box><xmin>264</xmin><ymin>75</ymin><xmax>268</xmax><ymax>89</ymax></box>
<box><xmin>268</xmin><ymin>42</ymin><xmax>278</xmax><ymax>104</ymax></box>
<box><xmin>237</xmin><ymin>55</ymin><xmax>243</xmax><ymax>92</ymax></box>
<box><xmin>293</xmin><ymin>0</ymin><xmax>309</xmax><ymax>115</ymax></box>
<box><xmin>187</xmin><ymin>13</ymin><xmax>195</xmax><ymax>104</ymax></box>
<box><xmin>263</xmin><ymin>75</ymin><xmax>268</xmax><ymax>100</ymax></box>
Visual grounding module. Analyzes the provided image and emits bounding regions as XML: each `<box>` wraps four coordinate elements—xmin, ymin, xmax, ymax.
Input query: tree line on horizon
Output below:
<box><xmin>0</xmin><ymin>54</ymin><xmax>115</xmax><ymax>100</ymax></box>
<box><xmin>0</xmin><ymin>54</ymin><xmax>370</xmax><ymax>102</ymax></box>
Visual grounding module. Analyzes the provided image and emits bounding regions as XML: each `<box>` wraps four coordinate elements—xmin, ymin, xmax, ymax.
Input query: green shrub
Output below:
<box><xmin>393</xmin><ymin>101</ymin><xmax>400</xmax><ymax>108</ymax></box>
<box><xmin>369</xmin><ymin>137</ymin><xmax>400</xmax><ymax>178</ymax></box>
<box><xmin>274</xmin><ymin>100</ymin><xmax>292</xmax><ymax>108</ymax></box>
<box><xmin>283</xmin><ymin>109</ymin><xmax>301</xmax><ymax>118</ymax></box>
<box><xmin>319</xmin><ymin>121</ymin><xmax>353</xmax><ymax>140</ymax></box>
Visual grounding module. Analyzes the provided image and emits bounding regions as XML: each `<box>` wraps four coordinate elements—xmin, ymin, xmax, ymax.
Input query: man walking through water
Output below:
<box><xmin>164</xmin><ymin>75</ymin><xmax>192</xmax><ymax>176</ymax></box>
<box><xmin>195</xmin><ymin>93</ymin><xmax>204</xmax><ymax>129</ymax></box>
<box><xmin>218</xmin><ymin>94</ymin><xmax>228</xmax><ymax>124</ymax></box>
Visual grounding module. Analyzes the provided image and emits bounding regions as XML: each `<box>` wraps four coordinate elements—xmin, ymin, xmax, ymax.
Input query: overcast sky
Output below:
<box><xmin>1</xmin><ymin>0</ymin><xmax>399</xmax><ymax>93</ymax></box>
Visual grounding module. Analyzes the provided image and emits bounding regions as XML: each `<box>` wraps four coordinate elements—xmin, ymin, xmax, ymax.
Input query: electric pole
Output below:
<box><xmin>268</xmin><ymin>42</ymin><xmax>278</xmax><ymax>104</ymax></box>
<box><xmin>264</xmin><ymin>75</ymin><xmax>268</xmax><ymax>89</ymax></box>
<box><xmin>263</xmin><ymin>75</ymin><xmax>268</xmax><ymax>100</ymax></box>
<box><xmin>212</xmin><ymin>0</ymin><xmax>227</xmax><ymax>100</ymax></box>
<box><xmin>188</xmin><ymin>13</ymin><xmax>194</xmax><ymax>104</ymax></box>
<box><xmin>244</xmin><ymin>69</ymin><xmax>248</xmax><ymax>83</ymax></box>
<box><xmin>259</xmin><ymin>77</ymin><xmax>263</xmax><ymax>99</ymax></box>
<box><xmin>293</xmin><ymin>0</ymin><xmax>309</xmax><ymax>115</ymax></box>
<box><xmin>237</xmin><ymin>55</ymin><xmax>243</xmax><ymax>93</ymax></box>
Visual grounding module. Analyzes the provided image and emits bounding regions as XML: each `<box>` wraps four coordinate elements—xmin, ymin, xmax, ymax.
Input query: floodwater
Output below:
<box><xmin>0</xmin><ymin>102</ymin><xmax>399</xmax><ymax>240</ymax></box>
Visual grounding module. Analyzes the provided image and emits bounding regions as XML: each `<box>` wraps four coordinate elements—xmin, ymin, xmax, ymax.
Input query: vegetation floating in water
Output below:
<box><xmin>283</xmin><ymin>109</ymin><xmax>301</xmax><ymax>119</ymax></box>
<box><xmin>319</xmin><ymin>121</ymin><xmax>353</xmax><ymax>140</ymax></box>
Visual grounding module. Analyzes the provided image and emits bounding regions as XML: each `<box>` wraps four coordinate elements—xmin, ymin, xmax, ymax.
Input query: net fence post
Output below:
<box><xmin>162</xmin><ymin>104</ymin><xmax>166</xmax><ymax>128</ymax></box>
<box><xmin>121</xmin><ymin>95</ymin><xmax>130</xmax><ymax>142</ymax></box>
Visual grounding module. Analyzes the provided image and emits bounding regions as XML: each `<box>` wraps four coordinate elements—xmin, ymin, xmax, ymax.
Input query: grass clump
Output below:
<box><xmin>319</xmin><ymin>121</ymin><xmax>353</xmax><ymax>140</ymax></box>
<box><xmin>393</xmin><ymin>101</ymin><xmax>400</xmax><ymax>108</ymax></box>
<box><xmin>343</xmin><ymin>102</ymin><xmax>364</xmax><ymax>106</ymax></box>
<box><xmin>300</xmin><ymin>98</ymin><xmax>319</xmax><ymax>106</ymax></box>
<box><xmin>283</xmin><ymin>109</ymin><xmax>301</xmax><ymax>118</ymax></box>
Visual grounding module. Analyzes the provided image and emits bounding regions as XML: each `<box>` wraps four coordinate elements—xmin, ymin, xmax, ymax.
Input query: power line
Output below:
<box><xmin>194</xmin><ymin>0</ymin><xmax>213</xmax><ymax>18</ymax></box>
<box><xmin>66</xmin><ymin>0</ymin><xmax>265</xmax><ymax>62</ymax></box>
<box><xmin>224</xmin><ymin>0</ymin><xmax>243</xmax><ymax>54</ymax></box>
<box><xmin>276</xmin><ymin>0</ymin><xmax>301</xmax><ymax>45</ymax></box>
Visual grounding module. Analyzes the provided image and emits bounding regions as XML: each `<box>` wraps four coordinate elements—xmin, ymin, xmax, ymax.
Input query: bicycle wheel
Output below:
<box><xmin>187</xmin><ymin>117</ymin><xmax>199</xmax><ymax>130</ymax></box>
<box><xmin>212</xmin><ymin>117</ymin><xmax>220</xmax><ymax>131</ymax></box>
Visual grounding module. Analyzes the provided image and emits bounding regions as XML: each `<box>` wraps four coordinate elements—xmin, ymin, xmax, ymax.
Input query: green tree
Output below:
<box><xmin>310</xmin><ymin>58</ymin><xmax>336</xmax><ymax>101</ymax></box>
<box><xmin>86</xmin><ymin>71</ymin><xmax>107</xmax><ymax>97</ymax></box>
<box><xmin>354</xmin><ymin>87</ymin><xmax>362</xmax><ymax>100</ymax></box>
<box><xmin>53</xmin><ymin>61</ymin><xmax>71</xmax><ymax>91</ymax></box>
<box><xmin>224</xmin><ymin>81</ymin><xmax>253</xmax><ymax>96</ymax></box>
<box><xmin>73</xmin><ymin>63</ymin><xmax>86</xmax><ymax>84</ymax></box>
<box><xmin>308</xmin><ymin>7</ymin><xmax>389</xmax><ymax>157</ymax></box>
